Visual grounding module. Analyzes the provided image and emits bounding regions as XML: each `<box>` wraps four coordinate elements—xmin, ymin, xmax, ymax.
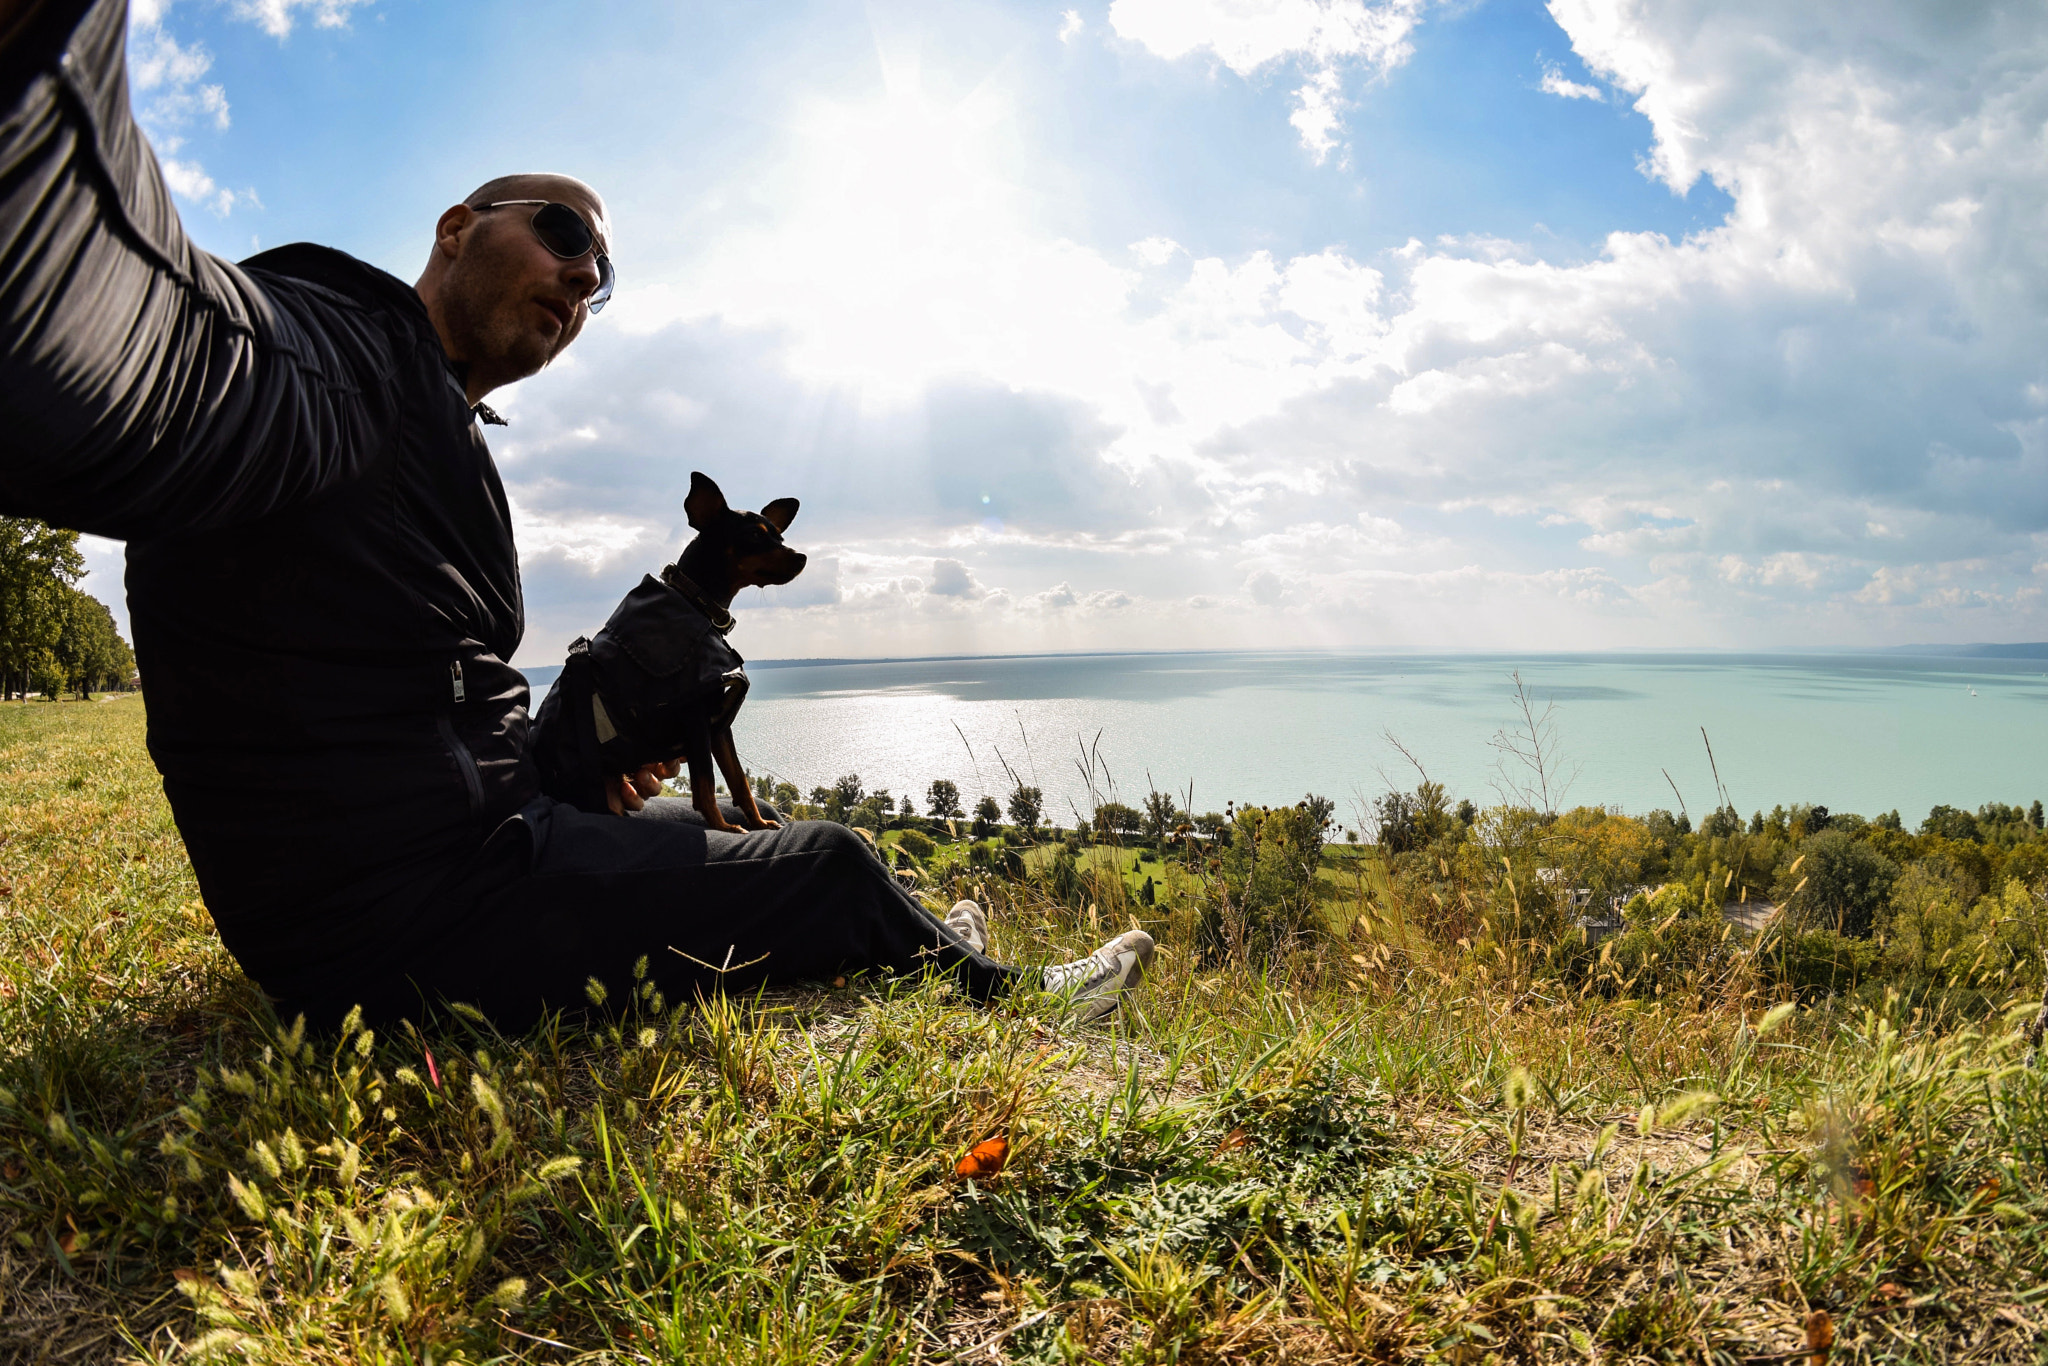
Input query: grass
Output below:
<box><xmin>2</xmin><ymin>699</ymin><xmax>2046</xmax><ymax>1362</ymax></box>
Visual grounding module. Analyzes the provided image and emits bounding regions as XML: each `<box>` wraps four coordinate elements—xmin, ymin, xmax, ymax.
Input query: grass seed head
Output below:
<box><xmin>1502</xmin><ymin>1066</ymin><xmax>1536</xmax><ymax>1113</ymax></box>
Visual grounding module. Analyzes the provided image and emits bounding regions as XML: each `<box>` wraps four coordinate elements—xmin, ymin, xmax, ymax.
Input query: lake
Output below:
<box><xmin>544</xmin><ymin>650</ymin><xmax>2048</xmax><ymax>833</ymax></box>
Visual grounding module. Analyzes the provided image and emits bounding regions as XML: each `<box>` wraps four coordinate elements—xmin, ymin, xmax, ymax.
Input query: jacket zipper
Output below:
<box><xmin>440</xmin><ymin>661</ymin><xmax>482</xmax><ymax>817</ymax></box>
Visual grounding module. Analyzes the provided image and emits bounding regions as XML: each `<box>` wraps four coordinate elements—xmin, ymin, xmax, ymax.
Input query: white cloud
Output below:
<box><xmin>130</xmin><ymin>25</ymin><xmax>224</xmax><ymax>118</ymax></box>
<box><xmin>229</xmin><ymin>0</ymin><xmax>374</xmax><ymax>39</ymax></box>
<box><xmin>158</xmin><ymin>159</ymin><xmax>255</xmax><ymax>216</ymax></box>
<box><xmin>1033</xmin><ymin>582</ymin><xmax>1078</xmax><ymax>610</ymax></box>
<box><xmin>1107</xmin><ymin>0</ymin><xmax>1419</xmax><ymax>75</ymax></box>
<box><xmin>1059</xmin><ymin>9</ymin><xmax>1084</xmax><ymax>43</ymax></box>
<box><xmin>928</xmin><ymin>558</ymin><xmax>986</xmax><ymax>598</ymax></box>
<box><xmin>500</xmin><ymin>0</ymin><xmax>2048</xmax><ymax>657</ymax></box>
<box><xmin>1539</xmin><ymin>63</ymin><xmax>1602</xmax><ymax>101</ymax></box>
<box><xmin>1108</xmin><ymin>0</ymin><xmax>1424</xmax><ymax>161</ymax></box>
<box><xmin>509</xmin><ymin>500</ymin><xmax>665</xmax><ymax>572</ymax></box>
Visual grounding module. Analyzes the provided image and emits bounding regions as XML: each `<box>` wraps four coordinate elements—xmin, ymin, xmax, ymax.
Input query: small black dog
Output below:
<box><xmin>531</xmin><ymin>472</ymin><xmax>806</xmax><ymax>830</ymax></box>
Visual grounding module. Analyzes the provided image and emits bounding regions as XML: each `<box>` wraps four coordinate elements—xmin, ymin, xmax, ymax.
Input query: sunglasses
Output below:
<box><xmin>476</xmin><ymin>199</ymin><xmax>616</xmax><ymax>314</ymax></box>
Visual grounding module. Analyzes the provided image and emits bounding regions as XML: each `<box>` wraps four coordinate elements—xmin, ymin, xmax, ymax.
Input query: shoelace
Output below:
<box><xmin>945</xmin><ymin>908</ymin><xmax>985</xmax><ymax>953</ymax></box>
<box><xmin>1044</xmin><ymin>950</ymin><xmax>1113</xmax><ymax>994</ymax></box>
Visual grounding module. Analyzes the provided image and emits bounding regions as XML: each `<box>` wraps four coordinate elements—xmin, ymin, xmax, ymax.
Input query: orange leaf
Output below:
<box><xmin>57</xmin><ymin>1230</ymin><xmax>77</xmax><ymax>1255</ymax></box>
<box><xmin>1804</xmin><ymin>1309</ymin><xmax>1833</xmax><ymax>1364</ymax></box>
<box><xmin>1975</xmin><ymin>1174</ymin><xmax>2000</xmax><ymax>1202</ymax></box>
<box><xmin>955</xmin><ymin>1136</ymin><xmax>1008</xmax><ymax>1181</ymax></box>
<box><xmin>1215</xmin><ymin>1127</ymin><xmax>1249</xmax><ymax>1156</ymax></box>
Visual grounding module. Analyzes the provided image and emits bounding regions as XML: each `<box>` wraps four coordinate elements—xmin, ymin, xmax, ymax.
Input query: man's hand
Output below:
<box><xmin>606</xmin><ymin>759</ymin><xmax>681</xmax><ymax>815</ymax></box>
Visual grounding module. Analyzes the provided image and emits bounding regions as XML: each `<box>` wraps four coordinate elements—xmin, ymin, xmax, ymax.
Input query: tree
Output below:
<box><xmin>1006</xmin><ymin>783</ymin><xmax>1043</xmax><ymax>834</ymax></box>
<box><xmin>849</xmin><ymin>791</ymin><xmax>893</xmax><ymax>830</ymax></box>
<box><xmin>1920</xmin><ymin>804</ymin><xmax>1981</xmax><ymax>843</ymax></box>
<box><xmin>1700</xmin><ymin>805</ymin><xmax>1743</xmax><ymax>838</ymax></box>
<box><xmin>810</xmin><ymin>774</ymin><xmax>865</xmax><ymax>823</ymax></box>
<box><xmin>1488</xmin><ymin>671</ymin><xmax>1577</xmax><ymax>814</ymax></box>
<box><xmin>1779</xmin><ymin>829</ymin><xmax>1900</xmax><ymax>938</ymax></box>
<box><xmin>1301</xmin><ymin>792</ymin><xmax>1336</xmax><ymax>838</ymax></box>
<box><xmin>1373</xmin><ymin>781</ymin><xmax>1448</xmax><ymax>854</ymax></box>
<box><xmin>0</xmin><ymin>518</ymin><xmax>85</xmax><ymax>698</ymax></box>
<box><xmin>926</xmin><ymin>779</ymin><xmax>962</xmax><ymax>819</ymax></box>
<box><xmin>1093</xmin><ymin>801</ymin><xmax>1141</xmax><ymax>839</ymax></box>
<box><xmin>1141</xmin><ymin>789</ymin><xmax>1182</xmax><ymax>844</ymax></box>
<box><xmin>51</xmin><ymin>586</ymin><xmax>133</xmax><ymax>696</ymax></box>
<box><xmin>972</xmin><ymin>795</ymin><xmax>1002</xmax><ymax>838</ymax></box>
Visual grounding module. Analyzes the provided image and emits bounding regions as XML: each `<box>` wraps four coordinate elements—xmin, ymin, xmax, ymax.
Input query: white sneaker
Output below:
<box><xmin>1043</xmin><ymin>930</ymin><xmax>1155</xmax><ymax>1024</ymax></box>
<box><xmin>944</xmin><ymin>900</ymin><xmax>989</xmax><ymax>956</ymax></box>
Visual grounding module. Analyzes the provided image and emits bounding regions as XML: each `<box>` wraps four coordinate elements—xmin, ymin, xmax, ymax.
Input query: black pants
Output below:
<box><xmin>271</xmin><ymin>800</ymin><xmax>1020</xmax><ymax>1032</ymax></box>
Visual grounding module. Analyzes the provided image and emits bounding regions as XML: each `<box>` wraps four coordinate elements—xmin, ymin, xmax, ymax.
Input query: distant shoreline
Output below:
<box><xmin>514</xmin><ymin>642</ymin><xmax>2048</xmax><ymax>685</ymax></box>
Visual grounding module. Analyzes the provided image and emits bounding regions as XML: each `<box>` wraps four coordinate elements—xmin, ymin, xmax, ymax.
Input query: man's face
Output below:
<box><xmin>438</xmin><ymin>187</ymin><xmax>611</xmax><ymax>386</ymax></box>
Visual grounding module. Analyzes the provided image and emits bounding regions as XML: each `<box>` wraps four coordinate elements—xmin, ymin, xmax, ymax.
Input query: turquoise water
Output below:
<box><xmin>708</xmin><ymin>651</ymin><xmax>2048</xmax><ymax>831</ymax></box>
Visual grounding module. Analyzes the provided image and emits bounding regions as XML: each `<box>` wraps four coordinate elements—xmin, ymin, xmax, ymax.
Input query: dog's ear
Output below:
<box><xmin>684</xmin><ymin>472</ymin><xmax>729</xmax><ymax>530</ymax></box>
<box><xmin>760</xmin><ymin>497</ymin><xmax>799</xmax><ymax>532</ymax></box>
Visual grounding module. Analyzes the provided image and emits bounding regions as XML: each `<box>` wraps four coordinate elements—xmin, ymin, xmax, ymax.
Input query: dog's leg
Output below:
<box><xmin>683</xmin><ymin>727</ymin><xmax>745</xmax><ymax>833</ymax></box>
<box><xmin>711</xmin><ymin>726</ymin><xmax>781</xmax><ymax>830</ymax></box>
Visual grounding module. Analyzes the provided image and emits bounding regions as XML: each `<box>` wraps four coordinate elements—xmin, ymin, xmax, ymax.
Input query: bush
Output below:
<box><xmin>1045</xmin><ymin>847</ymin><xmax>1084</xmax><ymax>907</ymax></box>
<box><xmin>1197</xmin><ymin>802</ymin><xmax>1329</xmax><ymax>962</ymax></box>
<box><xmin>1772</xmin><ymin>929</ymin><xmax>1879</xmax><ymax>999</ymax></box>
<box><xmin>1778</xmin><ymin>829</ymin><xmax>1898</xmax><ymax>937</ymax></box>
<box><xmin>1565</xmin><ymin>881</ymin><xmax>1739</xmax><ymax>998</ymax></box>
<box><xmin>895</xmin><ymin>829</ymin><xmax>936</xmax><ymax>863</ymax></box>
<box><xmin>1882</xmin><ymin>873</ymin><xmax>2046</xmax><ymax>993</ymax></box>
<box><xmin>1372</xmin><ymin>781</ymin><xmax>1450</xmax><ymax>853</ymax></box>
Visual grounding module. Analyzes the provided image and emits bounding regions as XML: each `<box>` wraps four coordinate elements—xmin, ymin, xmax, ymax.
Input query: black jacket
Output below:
<box><xmin>532</xmin><ymin>573</ymin><xmax>749</xmax><ymax>815</ymax></box>
<box><xmin>2</xmin><ymin>0</ymin><xmax>537</xmax><ymax>988</ymax></box>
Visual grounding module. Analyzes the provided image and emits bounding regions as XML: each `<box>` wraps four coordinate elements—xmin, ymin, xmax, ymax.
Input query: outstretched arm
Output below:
<box><xmin>1</xmin><ymin>0</ymin><xmax>388</xmax><ymax>539</ymax></box>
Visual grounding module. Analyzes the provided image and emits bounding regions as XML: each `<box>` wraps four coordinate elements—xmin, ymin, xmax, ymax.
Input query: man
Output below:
<box><xmin>0</xmin><ymin>0</ymin><xmax>1152</xmax><ymax>1029</ymax></box>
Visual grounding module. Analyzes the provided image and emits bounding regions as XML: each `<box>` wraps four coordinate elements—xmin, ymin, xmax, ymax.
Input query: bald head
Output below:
<box><xmin>461</xmin><ymin>173</ymin><xmax>612</xmax><ymax>253</ymax></box>
<box><xmin>416</xmin><ymin>173</ymin><xmax>613</xmax><ymax>404</ymax></box>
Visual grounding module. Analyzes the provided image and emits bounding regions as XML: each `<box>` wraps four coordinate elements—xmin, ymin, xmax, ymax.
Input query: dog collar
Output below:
<box><xmin>660</xmin><ymin>565</ymin><xmax>737</xmax><ymax>635</ymax></box>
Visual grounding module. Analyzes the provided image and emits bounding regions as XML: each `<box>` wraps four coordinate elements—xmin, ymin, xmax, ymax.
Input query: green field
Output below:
<box><xmin>2</xmin><ymin>700</ymin><xmax>2044</xmax><ymax>1362</ymax></box>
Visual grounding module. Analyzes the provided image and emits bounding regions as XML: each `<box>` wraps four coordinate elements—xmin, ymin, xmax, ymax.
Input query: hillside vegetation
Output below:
<box><xmin>2</xmin><ymin>700</ymin><xmax>2045</xmax><ymax>1363</ymax></box>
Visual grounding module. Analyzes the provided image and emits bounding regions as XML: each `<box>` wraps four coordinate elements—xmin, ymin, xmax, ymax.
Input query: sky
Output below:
<box><xmin>84</xmin><ymin>0</ymin><xmax>2048</xmax><ymax>666</ymax></box>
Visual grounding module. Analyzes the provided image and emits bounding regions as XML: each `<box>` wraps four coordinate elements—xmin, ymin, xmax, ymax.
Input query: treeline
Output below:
<box><xmin>759</xmin><ymin>759</ymin><xmax>2047</xmax><ymax>1013</ymax></box>
<box><xmin>0</xmin><ymin>518</ymin><xmax>135</xmax><ymax>699</ymax></box>
<box><xmin>750</xmin><ymin>771</ymin><xmax>1243</xmax><ymax>846</ymax></box>
<box><xmin>1358</xmin><ymin>778</ymin><xmax>2048</xmax><ymax>1007</ymax></box>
